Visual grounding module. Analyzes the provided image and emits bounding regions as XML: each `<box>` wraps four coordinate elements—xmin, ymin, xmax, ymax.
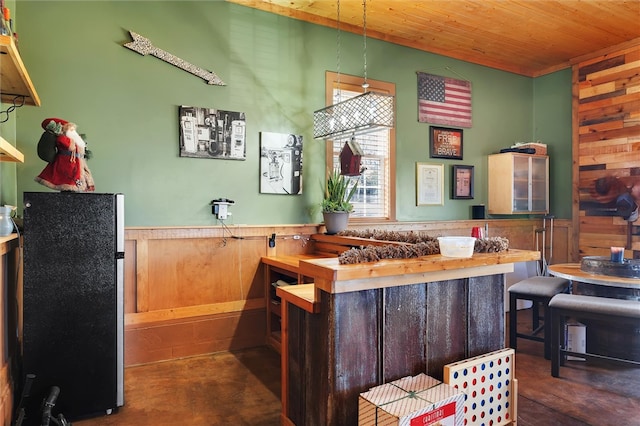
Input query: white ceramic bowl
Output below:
<box><xmin>437</xmin><ymin>236</ymin><xmax>476</xmax><ymax>258</ymax></box>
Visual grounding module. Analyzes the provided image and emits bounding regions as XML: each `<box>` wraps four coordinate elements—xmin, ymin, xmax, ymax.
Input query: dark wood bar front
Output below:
<box><xmin>277</xmin><ymin>249</ymin><xmax>539</xmax><ymax>425</ymax></box>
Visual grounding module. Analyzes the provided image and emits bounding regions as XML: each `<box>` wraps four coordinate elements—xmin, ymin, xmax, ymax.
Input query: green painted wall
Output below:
<box><xmin>11</xmin><ymin>1</ymin><xmax>572</xmax><ymax>226</ymax></box>
<box><xmin>533</xmin><ymin>69</ymin><xmax>573</xmax><ymax>219</ymax></box>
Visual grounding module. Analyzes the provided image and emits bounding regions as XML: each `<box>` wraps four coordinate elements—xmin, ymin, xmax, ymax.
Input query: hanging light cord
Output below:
<box><xmin>362</xmin><ymin>0</ymin><xmax>369</xmax><ymax>91</ymax></box>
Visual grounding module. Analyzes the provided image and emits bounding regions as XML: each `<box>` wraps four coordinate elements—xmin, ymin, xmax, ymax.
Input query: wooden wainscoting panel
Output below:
<box><xmin>146</xmin><ymin>238</ymin><xmax>243</xmax><ymax>310</ymax></box>
<box><xmin>124</xmin><ymin>239</ymin><xmax>137</xmax><ymax>314</ymax></box>
<box><xmin>549</xmin><ymin>220</ymin><xmax>571</xmax><ymax>264</ymax></box>
<box><xmin>135</xmin><ymin>238</ymin><xmax>149</xmax><ymax>313</ymax></box>
<box><xmin>125</xmin><ymin>310</ymin><xmax>265</xmax><ymax>365</ymax></box>
<box><xmin>242</xmin><ymin>238</ymin><xmax>269</xmax><ymax>301</ymax></box>
<box><xmin>123</xmin><ymin>225</ymin><xmax>319</xmax><ymax>366</ymax></box>
<box><xmin>125</xmin><ymin>299</ymin><xmax>264</xmax><ymax>326</ymax></box>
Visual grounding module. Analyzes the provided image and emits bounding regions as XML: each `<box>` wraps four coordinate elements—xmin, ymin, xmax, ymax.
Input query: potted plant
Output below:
<box><xmin>322</xmin><ymin>169</ymin><xmax>358</xmax><ymax>234</ymax></box>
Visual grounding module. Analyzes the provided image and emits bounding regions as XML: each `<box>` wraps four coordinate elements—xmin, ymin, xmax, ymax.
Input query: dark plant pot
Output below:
<box><xmin>323</xmin><ymin>211</ymin><xmax>349</xmax><ymax>235</ymax></box>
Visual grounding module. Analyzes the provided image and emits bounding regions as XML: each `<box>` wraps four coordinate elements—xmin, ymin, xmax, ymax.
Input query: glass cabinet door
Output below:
<box><xmin>512</xmin><ymin>155</ymin><xmax>530</xmax><ymax>212</ymax></box>
<box><xmin>530</xmin><ymin>156</ymin><xmax>548</xmax><ymax>212</ymax></box>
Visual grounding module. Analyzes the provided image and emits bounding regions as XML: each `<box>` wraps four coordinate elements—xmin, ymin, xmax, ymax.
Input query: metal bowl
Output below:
<box><xmin>580</xmin><ymin>256</ymin><xmax>640</xmax><ymax>279</ymax></box>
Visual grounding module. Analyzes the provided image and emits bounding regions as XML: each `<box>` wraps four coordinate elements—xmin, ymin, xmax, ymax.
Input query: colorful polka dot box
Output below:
<box><xmin>358</xmin><ymin>373</ymin><xmax>465</xmax><ymax>425</ymax></box>
<box><xmin>444</xmin><ymin>348</ymin><xmax>517</xmax><ymax>426</ymax></box>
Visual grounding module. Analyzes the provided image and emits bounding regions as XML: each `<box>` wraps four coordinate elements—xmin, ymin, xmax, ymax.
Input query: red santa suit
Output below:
<box><xmin>35</xmin><ymin>118</ymin><xmax>95</xmax><ymax>192</ymax></box>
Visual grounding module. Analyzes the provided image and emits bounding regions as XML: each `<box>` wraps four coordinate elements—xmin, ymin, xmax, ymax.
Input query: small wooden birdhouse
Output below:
<box><xmin>340</xmin><ymin>137</ymin><xmax>364</xmax><ymax>176</ymax></box>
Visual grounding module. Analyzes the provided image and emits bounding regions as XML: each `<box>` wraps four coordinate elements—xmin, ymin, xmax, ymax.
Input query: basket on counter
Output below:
<box><xmin>511</xmin><ymin>142</ymin><xmax>547</xmax><ymax>155</ymax></box>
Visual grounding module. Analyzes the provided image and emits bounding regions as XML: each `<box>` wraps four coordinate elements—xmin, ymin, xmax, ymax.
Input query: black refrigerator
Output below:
<box><xmin>22</xmin><ymin>192</ymin><xmax>124</xmax><ymax>423</ymax></box>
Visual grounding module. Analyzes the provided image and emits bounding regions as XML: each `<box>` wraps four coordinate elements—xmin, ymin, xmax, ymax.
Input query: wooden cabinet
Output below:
<box><xmin>1</xmin><ymin>34</ymin><xmax>40</xmax><ymax>163</ymax></box>
<box><xmin>265</xmin><ymin>265</ymin><xmax>296</xmax><ymax>352</ymax></box>
<box><xmin>488</xmin><ymin>153</ymin><xmax>549</xmax><ymax>215</ymax></box>
<box><xmin>262</xmin><ymin>255</ymin><xmax>317</xmax><ymax>353</ymax></box>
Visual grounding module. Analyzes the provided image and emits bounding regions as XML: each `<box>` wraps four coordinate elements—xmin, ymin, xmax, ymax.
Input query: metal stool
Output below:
<box><xmin>508</xmin><ymin>276</ymin><xmax>570</xmax><ymax>359</ymax></box>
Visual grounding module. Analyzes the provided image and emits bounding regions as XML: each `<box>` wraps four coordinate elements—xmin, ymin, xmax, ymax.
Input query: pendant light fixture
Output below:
<box><xmin>313</xmin><ymin>0</ymin><xmax>395</xmax><ymax>141</ymax></box>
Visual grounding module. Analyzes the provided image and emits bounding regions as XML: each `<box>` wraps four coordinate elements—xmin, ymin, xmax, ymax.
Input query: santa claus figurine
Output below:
<box><xmin>34</xmin><ymin>117</ymin><xmax>95</xmax><ymax>192</ymax></box>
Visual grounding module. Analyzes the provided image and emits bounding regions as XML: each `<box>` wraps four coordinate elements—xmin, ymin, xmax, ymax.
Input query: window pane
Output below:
<box><xmin>331</xmin><ymin>87</ymin><xmax>389</xmax><ymax>218</ymax></box>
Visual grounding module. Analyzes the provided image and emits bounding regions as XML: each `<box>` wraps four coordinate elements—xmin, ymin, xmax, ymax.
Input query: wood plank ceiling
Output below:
<box><xmin>227</xmin><ymin>0</ymin><xmax>640</xmax><ymax>77</ymax></box>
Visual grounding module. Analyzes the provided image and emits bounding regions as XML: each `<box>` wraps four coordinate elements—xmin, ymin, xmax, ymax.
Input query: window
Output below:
<box><xmin>324</xmin><ymin>72</ymin><xmax>396</xmax><ymax>221</ymax></box>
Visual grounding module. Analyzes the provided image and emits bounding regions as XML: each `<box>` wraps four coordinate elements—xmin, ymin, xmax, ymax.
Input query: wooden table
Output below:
<box><xmin>548</xmin><ymin>263</ymin><xmax>640</xmax><ymax>291</ymax></box>
<box><xmin>278</xmin><ymin>249</ymin><xmax>540</xmax><ymax>425</ymax></box>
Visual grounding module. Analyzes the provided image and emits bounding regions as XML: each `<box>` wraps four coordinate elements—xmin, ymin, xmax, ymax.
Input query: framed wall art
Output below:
<box><xmin>259</xmin><ymin>132</ymin><xmax>303</xmax><ymax>195</ymax></box>
<box><xmin>429</xmin><ymin>126</ymin><xmax>463</xmax><ymax>160</ymax></box>
<box><xmin>452</xmin><ymin>165</ymin><xmax>474</xmax><ymax>199</ymax></box>
<box><xmin>178</xmin><ymin>105</ymin><xmax>246</xmax><ymax>160</ymax></box>
<box><xmin>416</xmin><ymin>163</ymin><xmax>444</xmax><ymax>206</ymax></box>
<box><xmin>417</xmin><ymin>72</ymin><xmax>472</xmax><ymax>128</ymax></box>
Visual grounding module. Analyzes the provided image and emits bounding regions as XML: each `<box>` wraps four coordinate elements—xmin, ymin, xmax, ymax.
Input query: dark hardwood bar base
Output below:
<box><xmin>272</xmin><ymin>248</ymin><xmax>540</xmax><ymax>425</ymax></box>
<box><xmin>286</xmin><ymin>274</ymin><xmax>505</xmax><ymax>425</ymax></box>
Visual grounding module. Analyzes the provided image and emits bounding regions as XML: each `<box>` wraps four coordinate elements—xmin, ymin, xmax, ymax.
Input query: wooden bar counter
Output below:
<box><xmin>275</xmin><ymin>249</ymin><xmax>539</xmax><ymax>425</ymax></box>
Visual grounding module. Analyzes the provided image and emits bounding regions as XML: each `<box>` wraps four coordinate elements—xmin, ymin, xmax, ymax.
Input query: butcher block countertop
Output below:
<box><xmin>276</xmin><ymin>283</ymin><xmax>319</xmax><ymax>313</ymax></box>
<box><xmin>0</xmin><ymin>234</ymin><xmax>18</xmax><ymax>255</ymax></box>
<box><xmin>298</xmin><ymin>249</ymin><xmax>540</xmax><ymax>294</ymax></box>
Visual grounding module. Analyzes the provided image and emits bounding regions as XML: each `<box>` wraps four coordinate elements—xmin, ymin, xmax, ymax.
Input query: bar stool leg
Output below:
<box><xmin>549</xmin><ymin>309</ymin><xmax>564</xmax><ymax>377</ymax></box>
<box><xmin>551</xmin><ymin>308</ymin><xmax>562</xmax><ymax>377</ymax></box>
<box><xmin>532</xmin><ymin>300</ymin><xmax>541</xmax><ymax>331</ymax></box>
<box><xmin>543</xmin><ymin>303</ymin><xmax>552</xmax><ymax>359</ymax></box>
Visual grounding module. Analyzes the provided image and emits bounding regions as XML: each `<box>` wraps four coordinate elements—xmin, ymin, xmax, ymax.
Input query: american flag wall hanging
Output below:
<box><xmin>417</xmin><ymin>72</ymin><xmax>472</xmax><ymax>128</ymax></box>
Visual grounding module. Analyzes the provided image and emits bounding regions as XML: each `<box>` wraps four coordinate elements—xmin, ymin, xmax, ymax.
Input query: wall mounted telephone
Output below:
<box><xmin>210</xmin><ymin>198</ymin><xmax>235</xmax><ymax>220</ymax></box>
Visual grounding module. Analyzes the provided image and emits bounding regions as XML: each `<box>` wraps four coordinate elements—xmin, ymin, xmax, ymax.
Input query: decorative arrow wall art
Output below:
<box><xmin>124</xmin><ymin>31</ymin><xmax>226</xmax><ymax>86</ymax></box>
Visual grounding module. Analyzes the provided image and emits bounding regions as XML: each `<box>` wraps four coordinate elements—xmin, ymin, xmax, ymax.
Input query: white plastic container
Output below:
<box><xmin>437</xmin><ymin>236</ymin><xmax>476</xmax><ymax>258</ymax></box>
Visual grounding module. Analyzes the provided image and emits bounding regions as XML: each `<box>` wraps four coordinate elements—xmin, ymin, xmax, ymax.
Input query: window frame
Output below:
<box><xmin>324</xmin><ymin>71</ymin><xmax>396</xmax><ymax>222</ymax></box>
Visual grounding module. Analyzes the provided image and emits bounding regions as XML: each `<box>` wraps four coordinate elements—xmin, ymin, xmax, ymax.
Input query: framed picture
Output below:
<box><xmin>452</xmin><ymin>165</ymin><xmax>474</xmax><ymax>199</ymax></box>
<box><xmin>429</xmin><ymin>126</ymin><xmax>463</xmax><ymax>160</ymax></box>
<box><xmin>416</xmin><ymin>163</ymin><xmax>444</xmax><ymax>206</ymax></box>
<box><xmin>259</xmin><ymin>132</ymin><xmax>303</xmax><ymax>195</ymax></box>
<box><xmin>178</xmin><ymin>105</ymin><xmax>246</xmax><ymax>160</ymax></box>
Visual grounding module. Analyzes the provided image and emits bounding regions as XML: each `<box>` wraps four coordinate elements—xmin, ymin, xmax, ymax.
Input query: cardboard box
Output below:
<box><xmin>566</xmin><ymin>321</ymin><xmax>586</xmax><ymax>361</ymax></box>
<box><xmin>358</xmin><ymin>373</ymin><xmax>464</xmax><ymax>426</ymax></box>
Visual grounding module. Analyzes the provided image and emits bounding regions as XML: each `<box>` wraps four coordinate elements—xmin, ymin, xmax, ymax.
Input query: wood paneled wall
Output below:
<box><xmin>123</xmin><ymin>219</ymin><xmax>572</xmax><ymax>366</ymax></box>
<box><xmin>574</xmin><ymin>43</ymin><xmax>640</xmax><ymax>259</ymax></box>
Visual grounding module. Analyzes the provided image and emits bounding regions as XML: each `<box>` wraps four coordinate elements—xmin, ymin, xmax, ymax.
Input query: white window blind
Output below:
<box><xmin>329</xmin><ymin>88</ymin><xmax>391</xmax><ymax>219</ymax></box>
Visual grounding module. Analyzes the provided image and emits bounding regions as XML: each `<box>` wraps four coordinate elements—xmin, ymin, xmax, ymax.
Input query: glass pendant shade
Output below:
<box><xmin>313</xmin><ymin>91</ymin><xmax>394</xmax><ymax>140</ymax></box>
